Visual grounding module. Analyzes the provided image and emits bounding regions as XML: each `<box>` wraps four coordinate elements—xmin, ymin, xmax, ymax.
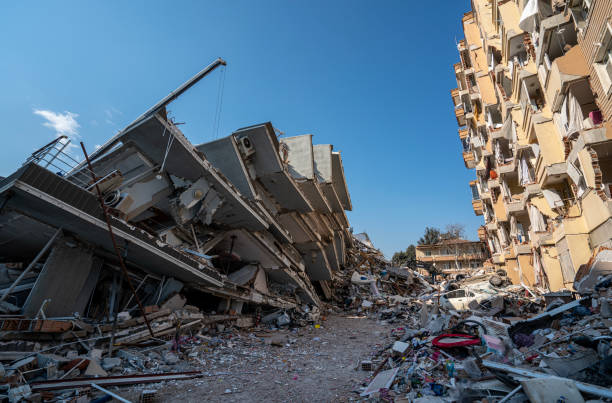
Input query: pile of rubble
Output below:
<box><xmin>350</xmin><ymin>249</ymin><xmax>612</xmax><ymax>402</ymax></box>
<box><xmin>0</xmin><ymin>60</ymin><xmax>359</xmax><ymax>401</ymax></box>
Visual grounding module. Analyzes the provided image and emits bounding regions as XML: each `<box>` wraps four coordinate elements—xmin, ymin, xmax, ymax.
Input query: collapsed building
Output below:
<box><xmin>0</xmin><ymin>58</ymin><xmax>354</xmax><ymax>324</ymax></box>
<box><xmin>452</xmin><ymin>0</ymin><xmax>612</xmax><ymax>291</ymax></box>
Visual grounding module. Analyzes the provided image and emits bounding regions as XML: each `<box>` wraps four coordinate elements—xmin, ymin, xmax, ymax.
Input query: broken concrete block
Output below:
<box><xmin>163</xmin><ymin>351</ymin><xmax>179</xmax><ymax>365</ymax></box>
<box><xmin>8</xmin><ymin>384</ymin><xmax>31</xmax><ymax>403</ymax></box>
<box><xmin>392</xmin><ymin>341</ymin><xmax>410</xmax><ymax>354</ymax></box>
<box><xmin>161</xmin><ymin>294</ymin><xmax>187</xmax><ymax>311</ymax></box>
<box><xmin>84</xmin><ymin>359</ymin><xmax>108</xmax><ymax>377</ymax></box>
<box><xmin>65</xmin><ymin>350</ymin><xmax>78</xmax><ymax>360</ymax></box>
<box><xmin>101</xmin><ymin>357</ymin><xmax>122</xmax><ymax>370</ymax></box>
<box><xmin>117</xmin><ymin>311</ymin><xmax>131</xmax><ymax>321</ymax></box>
<box><xmin>521</xmin><ymin>377</ymin><xmax>585</xmax><ymax>403</ymax></box>
<box><xmin>419</xmin><ymin>304</ymin><xmax>429</xmax><ymax>328</ymax></box>
<box><xmin>88</xmin><ymin>349</ymin><xmax>104</xmax><ymax>361</ymax></box>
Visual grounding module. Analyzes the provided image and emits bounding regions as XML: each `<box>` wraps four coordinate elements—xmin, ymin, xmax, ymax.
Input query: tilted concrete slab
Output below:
<box><xmin>281</xmin><ymin>135</ymin><xmax>332</xmax><ymax>213</ymax></box>
<box><xmin>196</xmin><ymin>136</ymin><xmax>257</xmax><ymax>200</ymax></box>
<box><xmin>23</xmin><ymin>242</ymin><xmax>102</xmax><ymax>317</ymax></box>
<box><xmin>278</xmin><ymin>212</ymin><xmax>319</xmax><ymax>244</ymax></box>
<box><xmin>295</xmin><ymin>242</ymin><xmax>333</xmax><ymax>281</ymax></box>
<box><xmin>79</xmin><ymin>114</ymin><xmax>269</xmax><ymax>233</ymax></box>
<box><xmin>233</xmin><ymin>124</ymin><xmax>313</xmax><ymax>213</ymax></box>
<box><xmin>209</xmin><ymin>229</ymin><xmax>319</xmax><ymax>305</ymax></box>
<box><xmin>323</xmin><ymin>239</ymin><xmax>340</xmax><ymax>272</ymax></box>
<box><xmin>0</xmin><ymin>164</ymin><xmax>225</xmax><ymax>288</ymax></box>
<box><xmin>196</xmin><ymin>136</ymin><xmax>293</xmax><ymax>244</ymax></box>
<box><xmin>331</xmin><ymin>152</ymin><xmax>352</xmax><ymax>211</ymax></box>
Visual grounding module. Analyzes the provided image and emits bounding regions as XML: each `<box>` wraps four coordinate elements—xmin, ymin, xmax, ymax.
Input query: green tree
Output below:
<box><xmin>391</xmin><ymin>244</ymin><xmax>416</xmax><ymax>266</ymax></box>
<box><xmin>417</xmin><ymin>227</ymin><xmax>441</xmax><ymax>245</ymax></box>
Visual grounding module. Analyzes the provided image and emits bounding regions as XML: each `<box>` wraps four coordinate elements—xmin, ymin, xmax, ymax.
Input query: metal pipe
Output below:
<box><xmin>498</xmin><ymin>385</ymin><xmax>522</xmax><ymax>403</ymax></box>
<box><xmin>70</xmin><ymin>58</ymin><xmax>227</xmax><ymax>172</ymax></box>
<box><xmin>0</xmin><ymin>227</ymin><xmax>62</xmax><ymax>304</ymax></box>
<box><xmin>91</xmin><ymin>383</ymin><xmax>133</xmax><ymax>403</ymax></box>
<box><xmin>124</xmin><ymin>57</ymin><xmax>226</xmax><ymax>133</ymax></box>
<box><xmin>80</xmin><ymin>142</ymin><xmax>155</xmax><ymax>338</ymax></box>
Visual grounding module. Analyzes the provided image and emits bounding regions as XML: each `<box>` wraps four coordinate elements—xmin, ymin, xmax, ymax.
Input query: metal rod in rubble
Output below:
<box><xmin>80</xmin><ymin>142</ymin><xmax>155</xmax><ymax>338</ymax></box>
<box><xmin>0</xmin><ymin>227</ymin><xmax>63</xmax><ymax>304</ymax></box>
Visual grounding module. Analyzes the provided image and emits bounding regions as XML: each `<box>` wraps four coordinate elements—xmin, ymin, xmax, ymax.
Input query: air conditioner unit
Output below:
<box><xmin>237</xmin><ymin>136</ymin><xmax>255</xmax><ymax>158</ymax></box>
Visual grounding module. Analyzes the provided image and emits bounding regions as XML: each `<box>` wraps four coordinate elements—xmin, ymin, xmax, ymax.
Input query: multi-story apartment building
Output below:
<box><xmin>452</xmin><ymin>0</ymin><xmax>612</xmax><ymax>291</ymax></box>
<box><xmin>415</xmin><ymin>239</ymin><xmax>489</xmax><ymax>276</ymax></box>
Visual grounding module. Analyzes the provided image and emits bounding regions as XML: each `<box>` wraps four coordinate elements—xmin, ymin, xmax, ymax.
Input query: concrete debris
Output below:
<box><xmin>0</xmin><ymin>55</ymin><xmax>609</xmax><ymax>402</ymax></box>
<box><xmin>0</xmin><ymin>61</ymin><xmax>362</xmax><ymax>400</ymax></box>
<box><xmin>337</xmin><ymin>253</ymin><xmax>612</xmax><ymax>402</ymax></box>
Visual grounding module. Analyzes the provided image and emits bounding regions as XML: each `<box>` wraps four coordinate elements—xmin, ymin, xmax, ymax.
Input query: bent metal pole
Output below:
<box><xmin>80</xmin><ymin>142</ymin><xmax>155</xmax><ymax>338</ymax></box>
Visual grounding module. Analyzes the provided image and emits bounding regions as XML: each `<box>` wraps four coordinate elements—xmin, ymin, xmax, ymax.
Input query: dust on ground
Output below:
<box><xmin>117</xmin><ymin>314</ymin><xmax>395</xmax><ymax>402</ymax></box>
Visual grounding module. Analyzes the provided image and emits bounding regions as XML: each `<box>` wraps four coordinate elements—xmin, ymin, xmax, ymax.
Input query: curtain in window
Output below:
<box><xmin>519</xmin><ymin>155</ymin><xmax>532</xmax><ymax>185</ymax></box>
<box><xmin>543</xmin><ymin>188</ymin><xmax>563</xmax><ymax>209</ymax></box>
<box><xmin>566</xmin><ymin>92</ymin><xmax>584</xmax><ymax>138</ymax></box>
<box><xmin>510</xmin><ymin>215</ymin><xmax>518</xmax><ymax>238</ymax></box>
<box><xmin>528</xmin><ymin>204</ymin><xmax>546</xmax><ymax>232</ymax></box>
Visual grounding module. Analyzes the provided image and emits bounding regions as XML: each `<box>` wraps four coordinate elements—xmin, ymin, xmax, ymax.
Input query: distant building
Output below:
<box><xmin>415</xmin><ymin>239</ymin><xmax>489</xmax><ymax>276</ymax></box>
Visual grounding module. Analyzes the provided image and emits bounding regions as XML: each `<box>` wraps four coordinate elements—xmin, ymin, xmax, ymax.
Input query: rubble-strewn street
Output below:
<box><xmin>131</xmin><ymin>314</ymin><xmax>396</xmax><ymax>403</ymax></box>
<box><xmin>2</xmin><ymin>0</ymin><xmax>612</xmax><ymax>400</ymax></box>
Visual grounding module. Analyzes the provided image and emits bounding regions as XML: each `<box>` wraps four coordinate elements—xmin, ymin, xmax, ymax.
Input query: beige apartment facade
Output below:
<box><xmin>452</xmin><ymin>0</ymin><xmax>612</xmax><ymax>291</ymax></box>
<box><xmin>416</xmin><ymin>239</ymin><xmax>489</xmax><ymax>276</ymax></box>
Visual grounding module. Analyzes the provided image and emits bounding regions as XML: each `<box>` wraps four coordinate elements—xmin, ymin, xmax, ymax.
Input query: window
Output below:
<box><xmin>425</xmin><ymin>250</ymin><xmax>432</xmax><ymax>256</ymax></box>
<box><xmin>594</xmin><ymin>24</ymin><xmax>612</xmax><ymax>95</ymax></box>
<box><xmin>447</xmin><ymin>289</ymin><xmax>466</xmax><ymax>299</ymax></box>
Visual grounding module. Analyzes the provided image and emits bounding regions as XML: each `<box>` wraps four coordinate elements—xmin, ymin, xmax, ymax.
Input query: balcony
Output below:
<box><xmin>498</xmin><ymin>1</ymin><xmax>525</xmax><ymax>63</ymax></box>
<box><xmin>455</xmin><ymin>105</ymin><xmax>466</xmax><ymax>126</ymax></box>
<box><xmin>536</xmin><ymin>161</ymin><xmax>568</xmax><ymax>188</ymax></box>
<box><xmin>458</xmin><ymin>128</ymin><xmax>469</xmax><ymax>140</ymax></box>
<box><xmin>498</xmin><ymin>159</ymin><xmax>516</xmax><ymax>174</ymax></box>
<box><xmin>535</xmin><ymin>13</ymin><xmax>576</xmax><ymax>71</ymax></box>
<box><xmin>454</xmin><ymin>62</ymin><xmax>462</xmax><ymax>75</ymax></box>
<box><xmin>488</xmin><ymin>178</ymin><xmax>500</xmax><ymax>189</ymax></box>
<box><xmin>492</xmin><ymin>253</ymin><xmax>504</xmax><ymax>264</ymax></box>
<box><xmin>529</xmin><ymin>228</ymin><xmax>554</xmax><ymax>248</ymax></box>
<box><xmin>472</xmin><ymin>199</ymin><xmax>484</xmax><ymax>215</ymax></box>
<box><xmin>463</xmin><ymin>151</ymin><xmax>477</xmax><ymax>169</ymax></box>
<box><xmin>504</xmin><ymin>193</ymin><xmax>526</xmax><ymax>215</ymax></box>
<box><xmin>451</xmin><ymin>88</ymin><xmax>461</xmax><ymax>107</ymax></box>
<box><xmin>525</xmin><ymin>182</ymin><xmax>541</xmax><ymax>196</ymax></box>
<box><xmin>477</xmin><ymin>226</ymin><xmax>487</xmax><ymax>241</ymax></box>
<box><xmin>546</xmin><ymin>49</ymin><xmax>590</xmax><ymax>112</ymax></box>
<box><xmin>486</xmin><ymin>221</ymin><xmax>497</xmax><ymax>231</ymax></box>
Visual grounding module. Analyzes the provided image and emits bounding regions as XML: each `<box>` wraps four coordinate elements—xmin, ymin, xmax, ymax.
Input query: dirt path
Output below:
<box><xmin>118</xmin><ymin>314</ymin><xmax>395</xmax><ymax>402</ymax></box>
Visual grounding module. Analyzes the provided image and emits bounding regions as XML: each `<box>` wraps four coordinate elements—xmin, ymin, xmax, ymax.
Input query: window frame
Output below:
<box><xmin>594</xmin><ymin>23</ymin><xmax>612</xmax><ymax>96</ymax></box>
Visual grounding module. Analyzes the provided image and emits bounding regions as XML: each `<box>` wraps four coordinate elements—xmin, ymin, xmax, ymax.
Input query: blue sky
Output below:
<box><xmin>0</xmin><ymin>1</ymin><xmax>478</xmax><ymax>257</ymax></box>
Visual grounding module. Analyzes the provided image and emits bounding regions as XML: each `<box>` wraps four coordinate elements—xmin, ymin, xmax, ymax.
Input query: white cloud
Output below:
<box><xmin>33</xmin><ymin>109</ymin><xmax>80</xmax><ymax>141</ymax></box>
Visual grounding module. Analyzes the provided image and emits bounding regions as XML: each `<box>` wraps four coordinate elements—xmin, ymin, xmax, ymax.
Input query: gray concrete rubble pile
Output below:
<box><xmin>0</xmin><ymin>70</ymin><xmax>360</xmax><ymax>400</ymax></box>
<box><xmin>340</xmin><ymin>246</ymin><xmax>612</xmax><ymax>402</ymax></box>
